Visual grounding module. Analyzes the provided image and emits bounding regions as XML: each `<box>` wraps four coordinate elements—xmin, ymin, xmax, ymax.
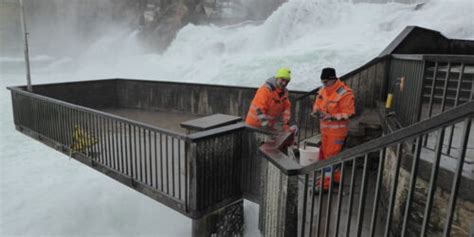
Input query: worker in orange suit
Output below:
<box><xmin>246</xmin><ymin>68</ymin><xmax>296</xmax><ymax>133</ymax></box>
<box><xmin>311</xmin><ymin>67</ymin><xmax>355</xmax><ymax>192</ymax></box>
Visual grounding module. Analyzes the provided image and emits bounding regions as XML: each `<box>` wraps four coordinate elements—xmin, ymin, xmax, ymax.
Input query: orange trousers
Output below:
<box><xmin>317</xmin><ymin>132</ymin><xmax>346</xmax><ymax>189</ymax></box>
<box><xmin>320</xmin><ymin>132</ymin><xmax>346</xmax><ymax>160</ymax></box>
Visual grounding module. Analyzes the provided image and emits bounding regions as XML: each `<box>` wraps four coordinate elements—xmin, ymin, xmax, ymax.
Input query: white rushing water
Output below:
<box><xmin>1</xmin><ymin>0</ymin><xmax>473</xmax><ymax>236</ymax></box>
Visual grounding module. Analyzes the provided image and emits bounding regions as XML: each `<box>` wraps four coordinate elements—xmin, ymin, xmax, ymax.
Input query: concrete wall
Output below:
<box><xmin>382</xmin><ymin>147</ymin><xmax>474</xmax><ymax>236</ymax></box>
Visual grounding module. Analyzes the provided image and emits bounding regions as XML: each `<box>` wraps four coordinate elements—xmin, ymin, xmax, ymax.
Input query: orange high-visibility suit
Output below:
<box><xmin>313</xmin><ymin>79</ymin><xmax>355</xmax><ymax>160</ymax></box>
<box><xmin>246</xmin><ymin>77</ymin><xmax>291</xmax><ymax>132</ymax></box>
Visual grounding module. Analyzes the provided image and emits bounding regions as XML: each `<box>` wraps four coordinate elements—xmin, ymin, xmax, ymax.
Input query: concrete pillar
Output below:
<box><xmin>192</xmin><ymin>199</ymin><xmax>244</xmax><ymax>237</ymax></box>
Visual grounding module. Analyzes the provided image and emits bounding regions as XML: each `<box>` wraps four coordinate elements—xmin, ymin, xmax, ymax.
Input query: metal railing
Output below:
<box><xmin>260</xmin><ymin>101</ymin><xmax>473</xmax><ymax>236</ymax></box>
<box><xmin>294</xmin><ymin>56</ymin><xmax>389</xmax><ymax>143</ymax></box>
<box><xmin>186</xmin><ymin>124</ymin><xmax>245</xmax><ymax>213</ymax></box>
<box><xmin>387</xmin><ymin>55</ymin><xmax>474</xmax><ymax>163</ymax></box>
<box><xmin>10</xmin><ymin>87</ymin><xmax>192</xmax><ymax>215</ymax></box>
<box><xmin>294</xmin><ymin>87</ymin><xmax>319</xmax><ymax>143</ymax></box>
<box><xmin>389</xmin><ymin>55</ymin><xmax>474</xmax><ymax>127</ymax></box>
<box><xmin>9</xmin><ymin>85</ymin><xmax>275</xmax><ymax>219</ymax></box>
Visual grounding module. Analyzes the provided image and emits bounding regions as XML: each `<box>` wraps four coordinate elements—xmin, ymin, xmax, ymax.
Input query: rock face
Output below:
<box><xmin>382</xmin><ymin>148</ymin><xmax>474</xmax><ymax>237</ymax></box>
<box><xmin>5</xmin><ymin>0</ymin><xmax>286</xmax><ymax>55</ymax></box>
<box><xmin>139</xmin><ymin>1</ymin><xmax>189</xmax><ymax>51</ymax></box>
<box><xmin>137</xmin><ymin>0</ymin><xmax>287</xmax><ymax>51</ymax></box>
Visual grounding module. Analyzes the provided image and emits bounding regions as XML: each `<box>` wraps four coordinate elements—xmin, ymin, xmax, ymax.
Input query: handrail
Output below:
<box><xmin>423</xmin><ymin>54</ymin><xmax>474</xmax><ymax>63</ymax></box>
<box><xmin>7</xmin><ymin>86</ymin><xmax>187</xmax><ymax>140</ymax></box>
<box><xmin>391</xmin><ymin>54</ymin><xmax>474</xmax><ymax>63</ymax></box>
<box><xmin>262</xmin><ymin>101</ymin><xmax>474</xmax><ymax>175</ymax></box>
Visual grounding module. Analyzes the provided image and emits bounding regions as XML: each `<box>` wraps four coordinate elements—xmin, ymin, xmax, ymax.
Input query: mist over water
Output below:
<box><xmin>1</xmin><ymin>0</ymin><xmax>474</xmax><ymax>236</ymax></box>
<box><xmin>3</xmin><ymin>0</ymin><xmax>473</xmax><ymax>89</ymax></box>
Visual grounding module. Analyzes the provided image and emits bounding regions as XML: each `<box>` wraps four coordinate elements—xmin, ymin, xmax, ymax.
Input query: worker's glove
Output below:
<box><xmin>321</xmin><ymin>113</ymin><xmax>334</xmax><ymax>121</ymax></box>
<box><xmin>256</xmin><ymin>108</ymin><xmax>270</xmax><ymax>128</ymax></box>
<box><xmin>310</xmin><ymin>111</ymin><xmax>321</xmax><ymax>118</ymax></box>
<box><xmin>260</xmin><ymin>118</ymin><xmax>269</xmax><ymax>128</ymax></box>
<box><xmin>289</xmin><ymin>125</ymin><xmax>298</xmax><ymax>134</ymax></box>
<box><xmin>312</xmin><ymin>111</ymin><xmax>333</xmax><ymax>120</ymax></box>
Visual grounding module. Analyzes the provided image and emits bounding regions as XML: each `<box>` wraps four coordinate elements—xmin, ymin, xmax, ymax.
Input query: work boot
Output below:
<box><xmin>314</xmin><ymin>169</ymin><xmax>341</xmax><ymax>194</ymax></box>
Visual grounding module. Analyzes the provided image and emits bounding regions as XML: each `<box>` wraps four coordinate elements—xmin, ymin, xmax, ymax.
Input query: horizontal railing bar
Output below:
<box><xmin>115</xmin><ymin>78</ymin><xmax>309</xmax><ymax>94</ymax></box>
<box><xmin>7</xmin><ymin>77</ymin><xmax>309</xmax><ymax>96</ymax></box>
<box><xmin>423</xmin><ymin>54</ymin><xmax>474</xmax><ymax>63</ymax></box>
<box><xmin>391</xmin><ymin>54</ymin><xmax>474</xmax><ymax>63</ymax></box>
<box><xmin>391</xmin><ymin>54</ymin><xmax>424</xmax><ymax>61</ymax></box>
<box><xmin>7</xmin><ymin>87</ymin><xmax>187</xmax><ymax>140</ymax></box>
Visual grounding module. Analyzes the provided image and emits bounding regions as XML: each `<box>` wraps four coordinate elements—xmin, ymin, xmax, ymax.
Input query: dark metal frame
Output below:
<box><xmin>8</xmin><ymin>85</ymin><xmax>270</xmax><ymax>219</ymax></box>
<box><xmin>260</xmin><ymin>101</ymin><xmax>473</xmax><ymax>237</ymax></box>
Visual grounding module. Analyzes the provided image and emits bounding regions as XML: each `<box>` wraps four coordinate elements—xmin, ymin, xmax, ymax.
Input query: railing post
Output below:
<box><xmin>187</xmin><ymin>125</ymin><xmax>246</xmax><ymax>237</ymax></box>
<box><xmin>260</xmin><ymin>158</ymin><xmax>299</xmax><ymax>237</ymax></box>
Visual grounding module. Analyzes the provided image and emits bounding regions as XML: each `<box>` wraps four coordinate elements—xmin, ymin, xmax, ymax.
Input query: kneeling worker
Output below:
<box><xmin>246</xmin><ymin>68</ymin><xmax>296</xmax><ymax>133</ymax></box>
<box><xmin>312</xmin><ymin>67</ymin><xmax>355</xmax><ymax>192</ymax></box>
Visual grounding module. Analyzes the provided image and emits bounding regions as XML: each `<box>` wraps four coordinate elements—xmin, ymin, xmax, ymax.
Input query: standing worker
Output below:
<box><xmin>311</xmin><ymin>67</ymin><xmax>355</xmax><ymax>192</ymax></box>
<box><xmin>246</xmin><ymin>68</ymin><xmax>296</xmax><ymax>133</ymax></box>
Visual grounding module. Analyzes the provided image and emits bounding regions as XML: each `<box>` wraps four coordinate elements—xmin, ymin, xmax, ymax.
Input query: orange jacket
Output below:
<box><xmin>313</xmin><ymin>79</ymin><xmax>355</xmax><ymax>135</ymax></box>
<box><xmin>246</xmin><ymin>77</ymin><xmax>291</xmax><ymax>131</ymax></box>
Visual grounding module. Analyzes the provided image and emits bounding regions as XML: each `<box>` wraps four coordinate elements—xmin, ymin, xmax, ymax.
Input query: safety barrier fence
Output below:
<box><xmin>389</xmin><ymin>54</ymin><xmax>474</xmax><ymax>127</ymax></box>
<box><xmin>294</xmin><ymin>56</ymin><xmax>389</xmax><ymax>144</ymax></box>
<box><xmin>389</xmin><ymin>55</ymin><xmax>474</xmax><ymax>162</ymax></box>
<box><xmin>9</xmin><ymin>86</ymin><xmax>270</xmax><ymax>219</ymax></box>
<box><xmin>260</xmin><ymin>101</ymin><xmax>473</xmax><ymax>236</ymax></box>
<box><xmin>10</xmin><ymin>88</ymin><xmax>191</xmax><ymax>212</ymax></box>
<box><xmin>186</xmin><ymin>124</ymin><xmax>245</xmax><ymax>213</ymax></box>
<box><xmin>295</xmin><ymin>55</ymin><xmax>473</xmax><ymax>148</ymax></box>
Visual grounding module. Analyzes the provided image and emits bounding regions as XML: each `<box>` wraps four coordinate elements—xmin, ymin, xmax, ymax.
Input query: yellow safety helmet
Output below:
<box><xmin>275</xmin><ymin>68</ymin><xmax>291</xmax><ymax>81</ymax></box>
